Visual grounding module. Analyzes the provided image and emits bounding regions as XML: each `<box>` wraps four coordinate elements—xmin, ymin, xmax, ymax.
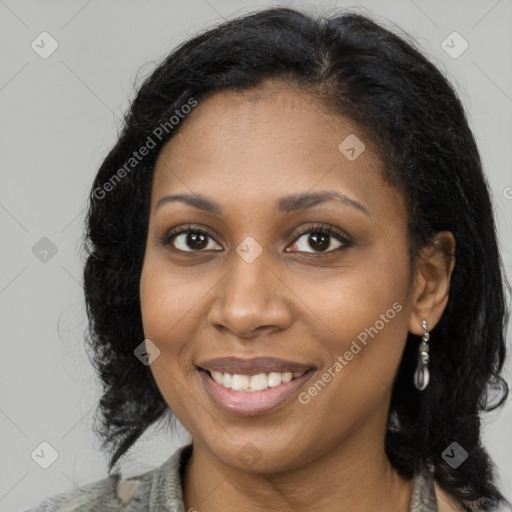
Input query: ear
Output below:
<box><xmin>408</xmin><ymin>231</ymin><xmax>456</xmax><ymax>335</ymax></box>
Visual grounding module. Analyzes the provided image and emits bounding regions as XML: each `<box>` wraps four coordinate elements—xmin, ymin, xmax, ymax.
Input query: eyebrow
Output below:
<box><xmin>154</xmin><ymin>191</ymin><xmax>370</xmax><ymax>216</ymax></box>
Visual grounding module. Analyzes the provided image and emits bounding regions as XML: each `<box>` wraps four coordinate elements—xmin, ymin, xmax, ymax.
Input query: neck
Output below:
<box><xmin>183</xmin><ymin>423</ymin><xmax>413</xmax><ymax>512</ymax></box>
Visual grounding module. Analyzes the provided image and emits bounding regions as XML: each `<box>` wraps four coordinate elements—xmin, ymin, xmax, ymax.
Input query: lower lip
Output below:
<box><xmin>198</xmin><ymin>369</ymin><xmax>314</xmax><ymax>416</ymax></box>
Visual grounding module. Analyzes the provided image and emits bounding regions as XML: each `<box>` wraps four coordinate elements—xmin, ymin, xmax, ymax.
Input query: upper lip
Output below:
<box><xmin>197</xmin><ymin>357</ymin><xmax>315</xmax><ymax>376</ymax></box>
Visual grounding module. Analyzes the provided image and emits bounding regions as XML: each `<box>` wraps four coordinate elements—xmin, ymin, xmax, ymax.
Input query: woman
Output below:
<box><xmin>27</xmin><ymin>6</ymin><xmax>510</xmax><ymax>512</ymax></box>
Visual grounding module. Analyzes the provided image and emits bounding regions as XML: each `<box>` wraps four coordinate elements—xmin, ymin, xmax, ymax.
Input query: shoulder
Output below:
<box><xmin>434</xmin><ymin>482</ymin><xmax>512</xmax><ymax>512</ymax></box>
<box><xmin>23</xmin><ymin>472</ymin><xmax>156</xmax><ymax>512</ymax></box>
<box><xmin>23</xmin><ymin>472</ymin><xmax>133</xmax><ymax>511</ymax></box>
<box><xmin>414</xmin><ymin>466</ymin><xmax>511</xmax><ymax>512</ymax></box>
<box><xmin>24</xmin><ymin>444</ymin><xmax>191</xmax><ymax>512</ymax></box>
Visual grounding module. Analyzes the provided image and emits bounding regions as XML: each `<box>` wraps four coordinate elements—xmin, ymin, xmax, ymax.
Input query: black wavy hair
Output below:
<box><xmin>82</xmin><ymin>6</ymin><xmax>510</xmax><ymax>510</ymax></box>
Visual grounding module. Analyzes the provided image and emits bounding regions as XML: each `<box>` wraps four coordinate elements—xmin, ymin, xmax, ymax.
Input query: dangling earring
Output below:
<box><xmin>414</xmin><ymin>319</ymin><xmax>430</xmax><ymax>391</ymax></box>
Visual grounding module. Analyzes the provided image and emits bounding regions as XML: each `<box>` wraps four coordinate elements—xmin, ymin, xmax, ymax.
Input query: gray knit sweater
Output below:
<box><xmin>25</xmin><ymin>444</ymin><xmax>439</xmax><ymax>511</ymax></box>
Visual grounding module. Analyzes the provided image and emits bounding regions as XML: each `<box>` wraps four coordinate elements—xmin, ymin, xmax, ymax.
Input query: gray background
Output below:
<box><xmin>1</xmin><ymin>1</ymin><xmax>511</xmax><ymax>510</ymax></box>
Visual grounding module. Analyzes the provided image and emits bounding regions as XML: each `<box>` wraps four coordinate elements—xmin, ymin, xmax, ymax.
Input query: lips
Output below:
<box><xmin>197</xmin><ymin>356</ymin><xmax>314</xmax><ymax>376</ymax></box>
<box><xmin>196</xmin><ymin>357</ymin><xmax>316</xmax><ymax>415</ymax></box>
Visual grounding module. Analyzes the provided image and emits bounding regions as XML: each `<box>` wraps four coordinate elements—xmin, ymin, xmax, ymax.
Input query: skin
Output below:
<box><xmin>139</xmin><ymin>80</ymin><xmax>456</xmax><ymax>512</ymax></box>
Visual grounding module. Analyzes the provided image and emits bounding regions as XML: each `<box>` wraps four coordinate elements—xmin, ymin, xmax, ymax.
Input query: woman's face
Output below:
<box><xmin>140</xmin><ymin>82</ymin><xmax>416</xmax><ymax>473</ymax></box>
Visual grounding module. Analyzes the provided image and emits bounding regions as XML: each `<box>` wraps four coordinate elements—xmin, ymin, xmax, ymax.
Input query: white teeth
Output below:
<box><xmin>267</xmin><ymin>372</ymin><xmax>282</xmax><ymax>387</ymax></box>
<box><xmin>281</xmin><ymin>372</ymin><xmax>293</xmax><ymax>383</ymax></box>
<box><xmin>222</xmin><ymin>372</ymin><xmax>232</xmax><ymax>389</ymax></box>
<box><xmin>209</xmin><ymin>370</ymin><xmax>306</xmax><ymax>391</ymax></box>
<box><xmin>249</xmin><ymin>373</ymin><xmax>268</xmax><ymax>391</ymax></box>
<box><xmin>231</xmin><ymin>374</ymin><xmax>250</xmax><ymax>391</ymax></box>
<box><xmin>212</xmin><ymin>371</ymin><xmax>224</xmax><ymax>385</ymax></box>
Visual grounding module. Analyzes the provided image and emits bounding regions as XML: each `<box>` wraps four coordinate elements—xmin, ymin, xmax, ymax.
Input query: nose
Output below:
<box><xmin>207</xmin><ymin>250</ymin><xmax>293</xmax><ymax>340</ymax></box>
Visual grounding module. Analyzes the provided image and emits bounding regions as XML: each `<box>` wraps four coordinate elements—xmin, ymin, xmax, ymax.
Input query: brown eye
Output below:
<box><xmin>161</xmin><ymin>223</ymin><xmax>353</xmax><ymax>256</ymax></box>
<box><xmin>164</xmin><ymin>228</ymin><xmax>222</xmax><ymax>252</ymax></box>
<box><xmin>287</xmin><ymin>224</ymin><xmax>353</xmax><ymax>255</ymax></box>
<box><xmin>160</xmin><ymin>225</ymin><xmax>222</xmax><ymax>252</ymax></box>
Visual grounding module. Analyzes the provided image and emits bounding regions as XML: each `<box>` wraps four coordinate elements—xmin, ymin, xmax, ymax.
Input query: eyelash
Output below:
<box><xmin>159</xmin><ymin>223</ymin><xmax>353</xmax><ymax>257</ymax></box>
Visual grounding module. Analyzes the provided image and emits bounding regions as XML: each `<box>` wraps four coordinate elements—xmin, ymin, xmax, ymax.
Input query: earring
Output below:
<box><xmin>413</xmin><ymin>319</ymin><xmax>430</xmax><ymax>391</ymax></box>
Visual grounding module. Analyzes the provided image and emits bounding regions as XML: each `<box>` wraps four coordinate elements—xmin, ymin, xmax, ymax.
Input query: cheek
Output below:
<box><xmin>139</xmin><ymin>256</ymin><xmax>206</xmax><ymax>346</ymax></box>
<box><xmin>292</xmin><ymin>252</ymin><xmax>409</xmax><ymax>342</ymax></box>
<box><xmin>139</xmin><ymin>260</ymin><xmax>203</xmax><ymax>422</ymax></box>
<box><xmin>297</xmin><ymin>246</ymin><xmax>411</xmax><ymax>393</ymax></box>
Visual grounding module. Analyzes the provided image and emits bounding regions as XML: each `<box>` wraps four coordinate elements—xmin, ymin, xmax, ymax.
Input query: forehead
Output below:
<box><xmin>159</xmin><ymin>82</ymin><xmax>362</xmax><ymax>158</ymax></box>
<box><xmin>150</xmin><ymin>82</ymin><xmax>403</xmax><ymax>223</ymax></box>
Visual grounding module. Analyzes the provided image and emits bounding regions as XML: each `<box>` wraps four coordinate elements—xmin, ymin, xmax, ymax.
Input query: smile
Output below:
<box><xmin>196</xmin><ymin>357</ymin><xmax>316</xmax><ymax>416</ymax></box>
<box><xmin>210</xmin><ymin>370</ymin><xmax>305</xmax><ymax>391</ymax></box>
